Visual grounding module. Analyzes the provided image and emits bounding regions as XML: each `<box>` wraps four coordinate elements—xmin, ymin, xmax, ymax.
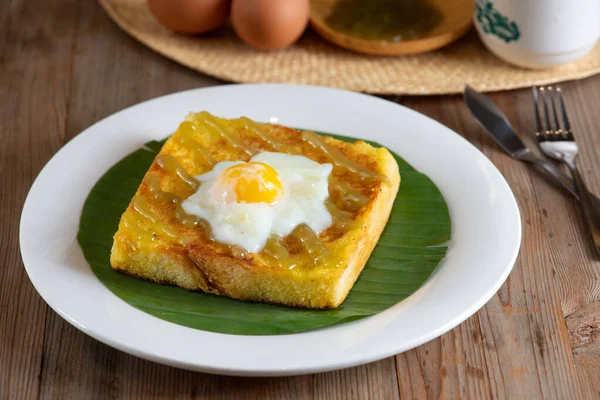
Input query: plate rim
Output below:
<box><xmin>20</xmin><ymin>83</ymin><xmax>521</xmax><ymax>376</ymax></box>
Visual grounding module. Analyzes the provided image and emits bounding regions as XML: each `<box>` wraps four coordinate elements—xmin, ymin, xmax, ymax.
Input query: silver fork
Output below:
<box><xmin>533</xmin><ymin>86</ymin><xmax>600</xmax><ymax>256</ymax></box>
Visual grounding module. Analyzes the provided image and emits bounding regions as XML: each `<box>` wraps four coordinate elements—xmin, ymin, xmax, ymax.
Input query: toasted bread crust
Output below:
<box><xmin>110</xmin><ymin>117</ymin><xmax>400</xmax><ymax>309</ymax></box>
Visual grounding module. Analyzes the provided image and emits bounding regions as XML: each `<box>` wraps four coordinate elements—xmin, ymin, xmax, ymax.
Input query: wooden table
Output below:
<box><xmin>2</xmin><ymin>1</ymin><xmax>600</xmax><ymax>398</ymax></box>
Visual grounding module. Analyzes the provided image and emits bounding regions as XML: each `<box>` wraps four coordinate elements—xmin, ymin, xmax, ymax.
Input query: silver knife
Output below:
<box><xmin>464</xmin><ymin>85</ymin><xmax>595</xmax><ymax>203</ymax></box>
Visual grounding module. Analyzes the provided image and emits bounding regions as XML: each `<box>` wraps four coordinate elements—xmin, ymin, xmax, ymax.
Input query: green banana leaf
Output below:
<box><xmin>78</xmin><ymin>131</ymin><xmax>451</xmax><ymax>335</ymax></box>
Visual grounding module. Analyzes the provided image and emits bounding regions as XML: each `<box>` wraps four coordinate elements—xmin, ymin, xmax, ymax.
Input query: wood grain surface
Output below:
<box><xmin>2</xmin><ymin>0</ymin><xmax>600</xmax><ymax>398</ymax></box>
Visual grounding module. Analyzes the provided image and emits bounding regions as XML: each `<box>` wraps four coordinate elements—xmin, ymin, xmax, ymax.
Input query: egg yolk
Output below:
<box><xmin>218</xmin><ymin>162</ymin><xmax>284</xmax><ymax>204</ymax></box>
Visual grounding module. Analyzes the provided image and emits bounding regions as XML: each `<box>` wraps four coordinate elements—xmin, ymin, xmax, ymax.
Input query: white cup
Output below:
<box><xmin>473</xmin><ymin>0</ymin><xmax>600</xmax><ymax>69</ymax></box>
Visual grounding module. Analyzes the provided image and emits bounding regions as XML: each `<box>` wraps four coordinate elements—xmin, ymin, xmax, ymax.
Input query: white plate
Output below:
<box><xmin>20</xmin><ymin>84</ymin><xmax>521</xmax><ymax>376</ymax></box>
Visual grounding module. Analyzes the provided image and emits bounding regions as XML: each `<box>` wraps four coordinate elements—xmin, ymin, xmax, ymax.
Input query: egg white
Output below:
<box><xmin>181</xmin><ymin>152</ymin><xmax>333</xmax><ymax>253</ymax></box>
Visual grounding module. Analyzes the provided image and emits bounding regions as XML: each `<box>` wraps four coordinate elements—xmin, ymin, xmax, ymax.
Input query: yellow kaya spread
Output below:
<box><xmin>110</xmin><ymin>112</ymin><xmax>400</xmax><ymax>309</ymax></box>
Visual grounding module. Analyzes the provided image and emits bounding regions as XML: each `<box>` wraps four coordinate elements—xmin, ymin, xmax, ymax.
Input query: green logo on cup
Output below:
<box><xmin>476</xmin><ymin>0</ymin><xmax>520</xmax><ymax>43</ymax></box>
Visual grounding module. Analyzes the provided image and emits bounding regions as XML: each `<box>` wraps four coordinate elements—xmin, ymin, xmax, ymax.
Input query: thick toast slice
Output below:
<box><xmin>110</xmin><ymin>113</ymin><xmax>400</xmax><ymax>309</ymax></box>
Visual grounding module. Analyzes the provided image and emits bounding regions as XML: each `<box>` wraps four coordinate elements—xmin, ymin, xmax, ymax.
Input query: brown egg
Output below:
<box><xmin>147</xmin><ymin>0</ymin><xmax>231</xmax><ymax>34</ymax></box>
<box><xmin>231</xmin><ymin>0</ymin><xmax>310</xmax><ymax>51</ymax></box>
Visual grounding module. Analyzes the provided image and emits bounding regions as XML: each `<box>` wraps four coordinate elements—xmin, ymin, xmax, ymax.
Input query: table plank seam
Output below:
<box><xmin>36</xmin><ymin>0</ymin><xmax>80</xmax><ymax>396</ymax></box>
<box><xmin>36</xmin><ymin>306</ymin><xmax>49</xmax><ymax>400</ymax></box>
<box><xmin>518</xmin><ymin>146</ymin><xmax>588</xmax><ymax>398</ymax></box>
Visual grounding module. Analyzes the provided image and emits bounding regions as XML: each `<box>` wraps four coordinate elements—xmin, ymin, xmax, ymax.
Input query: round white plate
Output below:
<box><xmin>20</xmin><ymin>84</ymin><xmax>521</xmax><ymax>376</ymax></box>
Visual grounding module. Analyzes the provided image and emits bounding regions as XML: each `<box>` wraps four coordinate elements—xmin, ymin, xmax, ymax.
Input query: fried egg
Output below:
<box><xmin>181</xmin><ymin>152</ymin><xmax>333</xmax><ymax>253</ymax></box>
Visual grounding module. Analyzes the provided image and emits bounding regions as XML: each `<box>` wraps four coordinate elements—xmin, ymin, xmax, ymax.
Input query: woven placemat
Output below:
<box><xmin>99</xmin><ymin>0</ymin><xmax>600</xmax><ymax>95</ymax></box>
